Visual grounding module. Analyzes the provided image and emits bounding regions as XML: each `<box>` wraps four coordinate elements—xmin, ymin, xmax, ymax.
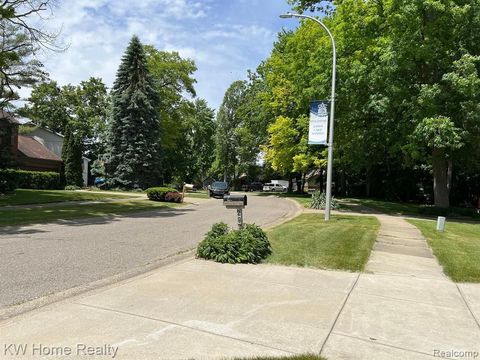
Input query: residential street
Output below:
<box><xmin>0</xmin><ymin>195</ymin><xmax>299</xmax><ymax>312</ymax></box>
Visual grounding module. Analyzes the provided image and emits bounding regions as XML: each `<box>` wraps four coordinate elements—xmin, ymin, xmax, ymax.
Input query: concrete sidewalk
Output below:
<box><xmin>0</xmin><ymin>260</ymin><xmax>357</xmax><ymax>359</ymax></box>
<box><xmin>366</xmin><ymin>214</ymin><xmax>446</xmax><ymax>278</ymax></box>
<box><xmin>324</xmin><ymin>213</ymin><xmax>480</xmax><ymax>359</ymax></box>
<box><xmin>1</xmin><ymin>259</ymin><xmax>479</xmax><ymax>360</ymax></box>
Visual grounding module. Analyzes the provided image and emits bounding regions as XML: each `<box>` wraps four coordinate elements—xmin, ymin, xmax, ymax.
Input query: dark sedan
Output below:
<box><xmin>208</xmin><ymin>181</ymin><xmax>230</xmax><ymax>198</ymax></box>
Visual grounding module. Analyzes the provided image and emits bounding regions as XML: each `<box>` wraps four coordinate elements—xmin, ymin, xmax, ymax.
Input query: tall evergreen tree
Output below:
<box><xmin>62</xmin><ymin>125</ymin><xmax>83</xmax><ymax>187</ymax></box>
<box><xmin>107</xmin><ymin>36</ymin><xmax>161</xmax><ymax>188</ymax></box>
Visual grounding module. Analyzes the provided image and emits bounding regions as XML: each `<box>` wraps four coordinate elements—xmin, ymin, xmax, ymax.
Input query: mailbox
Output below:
<box><xmin>223</xmin><ymin>195</ymin><xmax>247</xmax><ymax>209</ymax></box>
<box><xmin>223</xmin><ymin>195</ymin><xmax>247</xmax><ymax>228</ymax></box>
<box><xmin>184</xmin><ymin>183</ymin><xmax>194</xmax><ymax>191</ymax></box>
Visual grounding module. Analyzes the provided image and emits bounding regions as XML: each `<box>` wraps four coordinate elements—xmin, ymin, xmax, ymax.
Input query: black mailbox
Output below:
<box><xmin>223</xmin><ymin>194</ymin><xmax>247</xmax><ymax>209</ymax></box>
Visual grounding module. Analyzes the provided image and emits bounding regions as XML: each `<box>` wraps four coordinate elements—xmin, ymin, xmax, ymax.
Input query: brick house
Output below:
<box><xmin>0</xmin><ymin>111</ymin><xmax>62</xmax><ymax>173</ymax></box>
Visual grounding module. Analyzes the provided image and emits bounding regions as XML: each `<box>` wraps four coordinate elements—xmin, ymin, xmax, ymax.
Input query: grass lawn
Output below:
<box><xmin>0</xmin><ymin>189</ymin><xmax>133</xmax><ymax>206</ymax></box>
<box><xmin>184</xmin><ymin>191</ymin><xmax>210</xmax><ymax>199</ymax></box>
<box><xmin>1</xmin><ymin>200</ymin><xmax>180</xmax><ymax>227</ymax></box>
<box><xmin>345</xmin><ymin>197</ymin><xmax>479</xmax><ymax>220</ymax></box>
<box><xmin>266</xmin><ymin>214</ymin><xmax>380</xmax><ymax>271</ymax></box>
<box><xmin>408</xmin><ymin>219</ymin><xmax>480</xmax><ymax>282</ymax></box>
<box><xmin>256</xmin><ymin>192</ymin><xmax>312</xmax><ymax>207</ymax></box>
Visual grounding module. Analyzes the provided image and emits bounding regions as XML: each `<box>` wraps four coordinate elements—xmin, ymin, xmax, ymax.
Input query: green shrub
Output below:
<box><xmin>0</xmin><ymin>169</ymin><xmax>17</xmax><ymax>194</ymax></box>
<box><xmin>310</xmin><ymin>190</ymin><xmax>339</xmax><ymax>210</ymax></box>
<box><xmin>197</xmin><ymin>222</ymin><xmax>271</xmax><ymax>264</ymax></box>
<box><xmin>146</xmin><ymin>187</ymin><xmax>181</xmax><ymax>202</ymax></box>
<box><xmin>0</xmin><ymin>169</ymin><xmax>61</xmax><ymax>194</ymax></box>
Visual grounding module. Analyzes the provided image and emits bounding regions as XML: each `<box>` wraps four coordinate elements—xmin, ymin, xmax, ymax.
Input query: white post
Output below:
<box><xmin>436</xmin><ymin>216</ymin><xmax>446</xmax><ymax>232</ymax></box>
<box><xmin>236</xmin><ymin>208</ymin><xmax>244</xmax><ymax>229</ymax></box>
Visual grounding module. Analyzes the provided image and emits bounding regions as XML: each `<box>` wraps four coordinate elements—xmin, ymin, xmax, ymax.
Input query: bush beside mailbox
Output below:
<box><xmin>146</xmin><ymin>187</ymin><xmax>183</xmax><ymax>203</ymax></box>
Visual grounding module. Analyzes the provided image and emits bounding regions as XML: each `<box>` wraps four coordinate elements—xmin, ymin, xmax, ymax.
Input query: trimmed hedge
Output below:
<box><xmin>197</xmin><ymin>222</ymin><xmax>271</xmax><ymax>264</ymax></box>
<box><xmin>0</xmin><ymin>169</ymin><xmax>61</xmax><ymax>194</ymax></box>
<box><xmin>146</xmin><ymin>187</ymin><xmax>183</xmax><ymax>203</ymax></box>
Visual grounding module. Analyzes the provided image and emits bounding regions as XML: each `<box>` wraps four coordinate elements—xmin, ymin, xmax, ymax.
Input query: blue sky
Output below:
<box><xmin>31</xmin><ymin>0</ymin><xmax>298</xmax><ymax>110</ymax></box>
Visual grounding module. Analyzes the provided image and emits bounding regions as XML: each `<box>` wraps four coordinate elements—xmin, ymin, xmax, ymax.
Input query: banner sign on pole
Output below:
<box><xmin>308</xmin><ymin>101</ymin><xmax>329</xmax><ymax>145</ymax></box>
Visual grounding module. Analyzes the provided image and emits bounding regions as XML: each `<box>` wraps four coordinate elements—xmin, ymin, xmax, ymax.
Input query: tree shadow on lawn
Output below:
<box><xmin>0</xmin><ymin>206</ymin><xmax>196</xmax><ymax>235</ymax></box>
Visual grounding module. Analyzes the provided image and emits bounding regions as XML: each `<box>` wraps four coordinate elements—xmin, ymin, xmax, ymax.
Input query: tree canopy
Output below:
<box><xmin>0</xmin><ymin>0</ymin><xmax>62</xmax><ymax>108</ymax></box>
<box><xmin>238</xmin><ymin>0</ymin><xmax>480</xmax><ymax>206</ymax></box>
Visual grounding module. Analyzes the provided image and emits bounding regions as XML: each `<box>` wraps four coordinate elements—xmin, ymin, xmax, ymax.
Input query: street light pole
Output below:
<box><xmin>280</xmin><ymin>12</ymin><xmax>336</xmax><ymax>221</ymax></box>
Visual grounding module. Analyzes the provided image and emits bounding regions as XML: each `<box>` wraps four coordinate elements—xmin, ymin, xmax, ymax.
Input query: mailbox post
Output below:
<box><xmin>223</xmin><ymin>195</ymin><xmax>248</xmax><ymax>229</ymax></box>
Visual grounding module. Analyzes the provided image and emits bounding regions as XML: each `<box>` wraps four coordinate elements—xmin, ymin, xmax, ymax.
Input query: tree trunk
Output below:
<box><xmin>432</xmin><ymin>148</ymin><xmax>450</xmax><ymax>208</ymax></box>
<box><xmin>366</xmin><ymin>167</ymin><xmax>372</xmax><ymax>197</ymax></box>
<box><xmin>300</xmin><ymin>172</ymin><xmax>306</xmax><ymax>194</ymax></box>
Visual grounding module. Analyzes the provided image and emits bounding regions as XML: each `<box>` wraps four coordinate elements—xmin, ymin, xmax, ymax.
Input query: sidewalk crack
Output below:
<box><xmin>319</xmin><ymin>272</ymin><xmax>360</xmax><ymax>356</ymax></box>
<box><xmin>455</xmin><ymin>284</ymin><xmax>480</xmax><ymax>330</ymax></box>
<box><xmin>73</xmin><ymin>301</ymin><xmax>297</xmax><ymax>355</ymax></box>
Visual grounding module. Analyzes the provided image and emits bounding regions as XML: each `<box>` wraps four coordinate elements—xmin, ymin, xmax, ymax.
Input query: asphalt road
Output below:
<box><xmin>0</xmin><ymin>195</ymin><xmax>298</xmax><ymax>310</ymax></box>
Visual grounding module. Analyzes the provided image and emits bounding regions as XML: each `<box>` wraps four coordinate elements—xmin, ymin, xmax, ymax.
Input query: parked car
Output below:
<box><xmin>263</xmin><ymin>183</ymin><xmax>287</xmax><ymax>192</ymax></box>
<box><xmin>94</xmin><ymin>177</ymin><xmax>105</xmax><ymax>187</ymax></box>
<box><xmin>241</xmin><ymin>182</ymin><xmax>264</xmax><ymax>192</ymax></box>
<box><xmin>208</xmin><ymin>181</ymin><xmax>230</xmax><ymax>198</ymax></box>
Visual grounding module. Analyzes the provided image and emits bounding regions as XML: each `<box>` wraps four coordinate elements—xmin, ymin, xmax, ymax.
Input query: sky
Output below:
<box><xmin>26</xmin><ymin>0</ymin><xmax>298</xmax><ymax>110</ymax></box>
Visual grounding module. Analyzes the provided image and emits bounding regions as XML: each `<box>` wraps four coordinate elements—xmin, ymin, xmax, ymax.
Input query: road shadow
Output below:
<box><xmin>0</xmin><ymin>206</ymin><xmax>197</xmax><ymax>235</ymax></box>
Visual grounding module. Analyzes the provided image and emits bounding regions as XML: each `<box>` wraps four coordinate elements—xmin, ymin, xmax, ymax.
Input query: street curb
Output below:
<box><xmin>0</xmin><ymin>249</ymin><xmax>195</xmax><ymax>322</ymax></box>
<box><xmin>262</xmin><ymin>197</ymin><xmax>304</xmax><ymax>230</ymax></box>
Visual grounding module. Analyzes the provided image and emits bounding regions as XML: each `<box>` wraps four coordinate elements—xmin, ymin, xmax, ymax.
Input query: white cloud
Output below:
<box><xmin>17</xmin><ymin>0</ymin><xmax>289</xmax><ymax>110</ymax></box>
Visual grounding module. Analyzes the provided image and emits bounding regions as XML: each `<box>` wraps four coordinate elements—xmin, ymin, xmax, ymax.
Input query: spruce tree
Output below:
<box><xmin>62</xmin><ymin>125</ymin><xmax>83</xmax><ymax>187</ymax></box>
<box><xmin>107</xmin><ymin>36</ymin><xmax>162</xmax><ymax>189</ymax></box>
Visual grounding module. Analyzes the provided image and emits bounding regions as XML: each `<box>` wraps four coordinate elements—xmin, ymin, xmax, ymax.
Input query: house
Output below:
<box><xmin>20</xmin><ymin>124</ymin><xmax>90</xmax><ymax>186</ymax></box>
<box><xmin>17</xmin><ymin>134</ymin><xmax>62</xmax><ymax>172</ymax></box>
<box><xmin>0</xmin><ymin>112</ymin><xmax>90</xmax><ymax>186</ymax></box>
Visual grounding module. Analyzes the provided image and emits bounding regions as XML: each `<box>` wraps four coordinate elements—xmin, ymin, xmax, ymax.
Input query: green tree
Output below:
<box><xmin>287</xmin><ymin>0</ymin><xmax>334</xmax><ymax>14</ymax></box>
<box><xmin>107</xmin><ymin>35</ymin><xmax>161</xmax><ymax>189</ymax></box>
<box><xmin>0</xmin><ymin>21</ymin><xmax>47</xmax><ymax>108</ymax></box>
<box><xmin>62</xmin><ymin>125</ymin><xmax>83</xmax><ymax>187</ymax></box>
<box><xmin>0</xmin><ymin>0</ymin><xmax>61</xmax><ymax>108</ymax></box>
<box><xmin>214</xmin><ymin>80</ymin><xmax>247</xmax><ymax>181</ymax></box>
<box><xmin>74</xmin><ymin>78</ymin><xmax>110</xmax><ymax>160</ymax></box>
<box><xmin>249</xmin><ymin>0</ymin><xmax>480</xmax><ymax>205</ymax></box>
<box><xmin>24</xmin><ymin>78</ymin><xmax>109</xmax><ymax>162</ymax></box>
<box><xmin>412</xmin><ymin>117</ymin><xmax>464</xmax><ymax>207</ymax></box>
<box><xmin>144</xmin><ymin>45</ymin><xmax>197</xmax><ymax>183</ymax></box>
<box><xmin>25</xmin><ymin>81</ymin><xmax>69</xmax><ymax>133</ymax></box>
<box><xmin>184</xmin><ymin>98</ymin><xmax>216</xmax><ymax>184</ymax></box>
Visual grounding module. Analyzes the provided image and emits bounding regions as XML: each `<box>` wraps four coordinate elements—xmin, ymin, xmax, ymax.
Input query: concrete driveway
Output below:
<box><xmin>0</xmin><ymin>195</ymin><xmax>298</xmax><ymax>312</ymax></box>
<box><xmin>1</xmin><ymin>259</ymin><xmax>479</xmax><ymax>359</ymax></box>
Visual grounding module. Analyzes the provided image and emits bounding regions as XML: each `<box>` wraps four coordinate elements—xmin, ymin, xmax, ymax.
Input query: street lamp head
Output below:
<box><xmin>279</xmin><ymin>13</ymin><xmax>294</xmax><ymax>19</ymax></box>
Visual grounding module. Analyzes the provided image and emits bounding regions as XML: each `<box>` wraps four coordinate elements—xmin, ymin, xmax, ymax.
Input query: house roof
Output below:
<box><xmin>0</xmin><ymin>110</ymin><xmax>19</xmax><ymax>124</ymax></box>
<box><xmin>20</xmin><ymin>121</ymin><xmax>65</xmax><ymax>138</ymax></box>
<box><xmin>17</xmin><ymin>135</ymin><xmax>62</xmax><ymax>162</ymax></box>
